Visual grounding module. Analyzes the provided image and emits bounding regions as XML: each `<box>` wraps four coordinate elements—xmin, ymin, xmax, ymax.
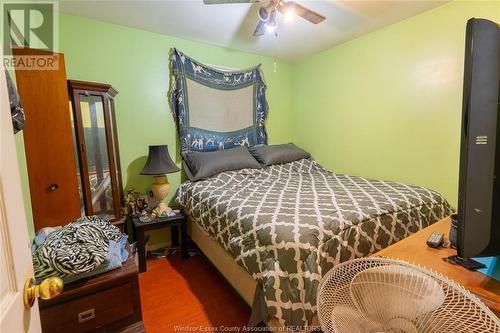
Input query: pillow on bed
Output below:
<box><xmin>248</xmin><ymin>143</ymin><xmax>310</xmax><ymax>166</ymax></box>
<box><xmin>183</xmin><ymin>147</ymin><xmax>261</xmax><ymax>181</ymax></box>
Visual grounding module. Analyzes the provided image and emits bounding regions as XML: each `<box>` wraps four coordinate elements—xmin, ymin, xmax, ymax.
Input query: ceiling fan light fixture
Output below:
<box><xmin>258</xmin><ymin>6</ymin><xmax>270</xmax><ymax>22</ymax></box>
<box><xmin>265</xmin><ymin>22</ymin><xmax>276</xmax><ymax>33</ymax></box>
<box><xmin>204</xmin><ymin>0</ymin><xmax>326</xmax><ymax>39</ymax></box>
<box><xmin>284</xmin><ymin>8</ymin><xmax>294</xmax><ymax>22</ymax></box>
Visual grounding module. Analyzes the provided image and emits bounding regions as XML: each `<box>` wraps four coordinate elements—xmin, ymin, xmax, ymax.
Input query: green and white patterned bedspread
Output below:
<box><xmin>176</xmin><ymin>158</ymin><xmax>453</xmax><ymax>328</ymax></box>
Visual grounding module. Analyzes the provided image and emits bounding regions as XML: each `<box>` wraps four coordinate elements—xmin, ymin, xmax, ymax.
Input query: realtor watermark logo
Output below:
<box><xmin>1</xmin><ymin>1</ymin><xmax>59</xmax><ymax>70</ymax></box>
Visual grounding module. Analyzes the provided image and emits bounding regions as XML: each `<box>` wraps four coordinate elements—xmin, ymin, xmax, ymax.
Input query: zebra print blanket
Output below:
<box><xmin>176</xmin><ymin>158</ymin><xmax>453</xmax><ymax>329</ymax></box>
<box><xmin>33</xmin><ymin>216</ymin><xmax>123</xmax><ymax>281</ymax></box>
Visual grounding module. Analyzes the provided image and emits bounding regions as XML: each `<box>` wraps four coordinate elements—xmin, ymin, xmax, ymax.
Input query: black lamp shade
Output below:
<box><xmin>140</xmin><ymin>145</ymin><xmax>180</xmax><ymax>175</ymax></box>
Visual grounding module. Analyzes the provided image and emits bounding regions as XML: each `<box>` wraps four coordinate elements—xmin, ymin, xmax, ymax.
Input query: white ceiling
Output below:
<box><xmin>59</xmin><ymin>0</ymin><xmax>449</xmax><ymax>61</ymax></box>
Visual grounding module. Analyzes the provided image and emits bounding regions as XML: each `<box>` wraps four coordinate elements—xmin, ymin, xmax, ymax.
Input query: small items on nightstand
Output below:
<box><xmin>140</xmin><ymin>144</ymin><xmax>180</xmax><ymax>217</ymax></box>
<box><xmin>125</xmin><ymin>187</ymin><xmax>149</xmax><ymax>216</ymax></box>
<box><xmin>130</xmin><ymin>211</ymin><xmax>188</xmax><ymax>273</ymax></box>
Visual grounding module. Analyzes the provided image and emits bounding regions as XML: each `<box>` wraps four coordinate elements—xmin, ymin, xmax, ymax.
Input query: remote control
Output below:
<box><xmin>426</xmin><ymin>231</ymin><xmax>444</xmax><ymax>248</ymax></box>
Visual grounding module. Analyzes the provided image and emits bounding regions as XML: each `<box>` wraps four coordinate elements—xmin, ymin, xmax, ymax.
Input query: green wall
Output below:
<box><xmin>15</xmin><ymin>13</ymin><xmax>294</xmax><ymax>242</ymax></box>
<box><xmin>59</xmin><ymin>14</ymin><xmax>294</xmax><ymax>199</ymax></box>
<box><xmin>15</xmin><ymin>1</ymin><xmax>499</xmax><ymax>243</ymax></box>
<box><xmin>292</xmin><ymin>0</ymin><xmax>499</xmax><ymax>207</ymax></box>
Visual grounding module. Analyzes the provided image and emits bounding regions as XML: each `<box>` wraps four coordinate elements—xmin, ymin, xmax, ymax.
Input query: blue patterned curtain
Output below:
<box><xmin>169</xmin><ymin>48</ymin><xmax>268</xmax><ymax>154</ymax></box>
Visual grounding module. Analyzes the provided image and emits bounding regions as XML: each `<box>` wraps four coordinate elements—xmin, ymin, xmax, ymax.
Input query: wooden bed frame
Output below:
<box><xmin>188</xmin><ymin>217</ymin><xmax>256</xmax><ymax>306</ymax></box>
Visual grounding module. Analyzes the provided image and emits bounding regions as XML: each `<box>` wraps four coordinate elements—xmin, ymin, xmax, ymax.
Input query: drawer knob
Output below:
<box><xmin>78</xmin><ymin>308</ymin><xmax>95</xmax><ymax>323</ymax></box>
<box><xmin>47</xmin><ymin>183</ymin><xmax>59</xmax><ymax>192</ymax></box>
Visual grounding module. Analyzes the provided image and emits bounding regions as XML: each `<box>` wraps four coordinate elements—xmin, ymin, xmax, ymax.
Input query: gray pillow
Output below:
<box><xmin>248</xmin><ymin>143</ymin><xmax>310</xmax><ymax>166</ymax></box>
<box><xmin>183</xmin><ymin>147</ymin><xmax>261</xmax><ymax>181</ymax></box>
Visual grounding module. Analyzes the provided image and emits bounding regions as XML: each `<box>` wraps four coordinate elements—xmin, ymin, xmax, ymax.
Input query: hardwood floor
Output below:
<box><xmin>138</xmin><ymin>254</ymin><xmax>251</xmax><ymax>333</ymax></box>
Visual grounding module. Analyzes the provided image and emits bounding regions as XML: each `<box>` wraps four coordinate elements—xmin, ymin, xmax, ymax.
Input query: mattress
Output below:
<box><xmin>176</xmin><ymin>158</ymin><xmax>453</xmax><ymax>329</ymax></box>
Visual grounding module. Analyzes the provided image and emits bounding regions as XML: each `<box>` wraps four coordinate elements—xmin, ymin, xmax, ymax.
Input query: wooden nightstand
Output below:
<box><xmin>38</xmin><ymin>253</ymin><xmax>143</xmax><ymax>332</ymax></box>
<box><xmin>129</xmin><ymin>212</ymin><xmax>188</xmax><ymax>273</ymax></box>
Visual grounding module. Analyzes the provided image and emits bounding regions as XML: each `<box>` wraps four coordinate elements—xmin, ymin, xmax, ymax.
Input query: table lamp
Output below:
<box><xmin>140</xmin><ymin>145</ymin><xmax>180</xmax><ymax>214</ymax></box>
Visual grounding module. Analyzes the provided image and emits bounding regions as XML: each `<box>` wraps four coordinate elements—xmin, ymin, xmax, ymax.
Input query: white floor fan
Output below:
<box><xmin>317</xmin><ymin>257</ymin><xmax>500</xmax><ymax>333</ymax></box>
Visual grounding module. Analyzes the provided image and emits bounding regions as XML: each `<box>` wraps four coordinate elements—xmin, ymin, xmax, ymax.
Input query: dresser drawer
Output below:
<box><xmin>40</xmin><ymin>282</ymin><xmax>135</xmax><ymax>333</ymax></box>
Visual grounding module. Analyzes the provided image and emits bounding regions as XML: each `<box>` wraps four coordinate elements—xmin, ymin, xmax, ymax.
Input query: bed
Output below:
<box><xmin>169</xmin><ymin>49</ymin><xmax>453</xmax><ymax>330</ymax></box>
<box><xmin>176</xmin><ymin>158</ymin><xmax>453</xmax><ymax>328</ymax></box>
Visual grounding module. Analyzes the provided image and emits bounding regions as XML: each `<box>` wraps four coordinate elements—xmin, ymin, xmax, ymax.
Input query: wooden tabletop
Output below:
<box><xmin>376</xmin><ymin>217</ymin><xmax>500</xmax><ymax>316</ymax></box>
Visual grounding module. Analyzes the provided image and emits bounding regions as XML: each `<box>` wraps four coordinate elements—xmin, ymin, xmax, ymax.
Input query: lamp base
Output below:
<box><xmin>151</xmin><ymin>175</ymin><xmax>172</xmax><ymax>215</ymax></box>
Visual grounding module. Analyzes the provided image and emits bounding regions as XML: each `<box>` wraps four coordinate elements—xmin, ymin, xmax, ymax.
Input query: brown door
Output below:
<box><xmin>13</xmin><ymin>48</ymin><xmax>81</xmax><ymax>230</ymax></box>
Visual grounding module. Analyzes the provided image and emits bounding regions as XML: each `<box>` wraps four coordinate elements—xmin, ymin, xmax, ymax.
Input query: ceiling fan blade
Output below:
<box><xmin>253</xmin><ymin>19</ymin><xmax>266</xmax><ymax>37</ymax></box>
<box><xmin>203</xmin><ymin>0</ymin><xmax>263</xmax><ymax>4</ymax></box>
<box><xmin>279</xmin><ymin>1</ymin><xmax>325</xmax><ymax>24</ymax></box>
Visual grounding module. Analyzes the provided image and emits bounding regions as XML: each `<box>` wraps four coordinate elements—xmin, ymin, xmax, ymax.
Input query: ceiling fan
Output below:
<box><xmin>203</xmin><ymin>0</ymin><xmax>326</xmax><ymax>37</ymax></box>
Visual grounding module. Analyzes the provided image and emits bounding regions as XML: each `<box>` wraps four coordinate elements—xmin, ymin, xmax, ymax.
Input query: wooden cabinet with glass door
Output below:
<box><xmin>68</xmin><ymin>80</ymin><xmax>125</xmax><ymax>229</ymax></box>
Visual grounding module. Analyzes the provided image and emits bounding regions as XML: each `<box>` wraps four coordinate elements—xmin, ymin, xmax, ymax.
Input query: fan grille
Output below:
<box><xmin>317</xmin><ymin>257</ymin><xmax>500</xmax><ymax>333</ymax></box>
